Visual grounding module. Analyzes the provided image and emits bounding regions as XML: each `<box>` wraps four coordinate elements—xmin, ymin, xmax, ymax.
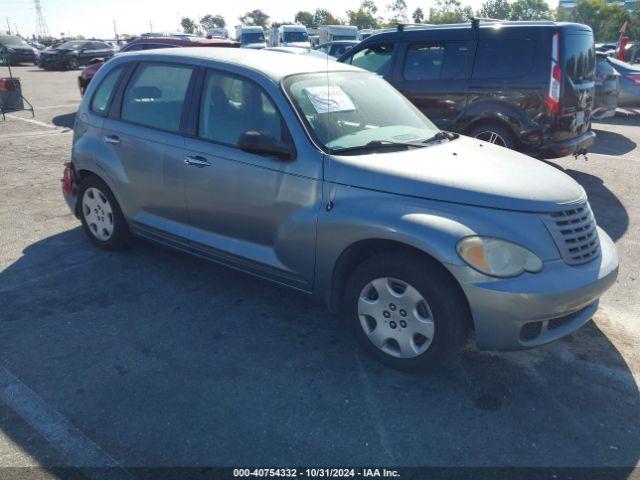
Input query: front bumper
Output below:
<box><xmin>449</xmin><ymin>226</ymin><xmax>618</xmax><ymax>350</ymax></box>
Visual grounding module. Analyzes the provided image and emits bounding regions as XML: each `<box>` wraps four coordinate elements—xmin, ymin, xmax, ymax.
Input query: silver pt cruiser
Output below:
<box><xmin>62</xmin><ymin>48</ymin><xmax>619</xmax><ymax>370</ymax></box>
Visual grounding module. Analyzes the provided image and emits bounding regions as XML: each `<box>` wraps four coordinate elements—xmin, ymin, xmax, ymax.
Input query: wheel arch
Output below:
<box><xmin>327</xmin><ymin>239</ymin><xmax>473</xmax><ymax>333</ymax></box>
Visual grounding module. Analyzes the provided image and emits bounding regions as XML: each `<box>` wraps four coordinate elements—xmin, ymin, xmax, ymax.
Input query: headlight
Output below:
<box><xmin>456</xmin><ymin>236</ymin><xmax>543</xmax><ymax>278</ymax></box>
<box><xmin>7</xmin><ymin>47</ymin><xmax>15</xmax><ymax>53</ymax></box>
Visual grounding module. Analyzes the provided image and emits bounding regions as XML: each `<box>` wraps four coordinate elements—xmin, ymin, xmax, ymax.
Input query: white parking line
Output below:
<box><xmin>0</xmin><ymin>367</ymin><xmax>134</xmax><ymax>479</ymax></box>
<box><xmin>35</xmin><ymin>104</ymin><xmax>79</xmax><ymax>111</ymax></box>
<box><xmin>4</xmin><ymin>114</ymin><xmax>60</xmax><ymax>130</ymax></box>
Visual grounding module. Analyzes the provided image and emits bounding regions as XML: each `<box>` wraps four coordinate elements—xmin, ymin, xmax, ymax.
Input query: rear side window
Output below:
<box><xmin>564</xmin><ymin>33</ymin><xmax>595</xmax><ymax>83</ymax></box>
<box><xmin>198</xmin><ymin>70</ymin><xmax>288</xmax><ymax>147</ymax></box>
<box><xmin>404</xmin><ymin>44</ymin><xmax>444</xmax><ymax>80</ymax></box>
<box><xmin>90</xmin><ymin>66</ymin><xmax>124</xmax><ymax>115</ymax></box>
<box><xmin>473</xmin><ymin>39</ymin><xmax>536</xmax><ymax>79</ymax></box>
<box><xmin>403</xmin><ymin>42</ymin><xmax>472</xmax><ymax>81</ymax></box>
<box><xmin>349</xmin><ymin>44</ymin><xmax>395</xmax><ymax>76</ymax></box>
<box><xmin>121</xmin><ymin>63</ymin><xmax>193</xmax><ymax>132</ymax></box>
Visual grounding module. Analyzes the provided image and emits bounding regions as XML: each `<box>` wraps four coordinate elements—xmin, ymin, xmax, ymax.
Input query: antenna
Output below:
<box><xmin>34</xmin><ymin>0</ymin><xmax>50</xmax><ymax>40</ymax></box>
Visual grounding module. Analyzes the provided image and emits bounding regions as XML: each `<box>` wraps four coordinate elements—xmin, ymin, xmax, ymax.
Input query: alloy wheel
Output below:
<box><xmin>82</xmin><ymin>187</ymin><xmax>114</xmax><ymax>241</ymax></box>
<box><xmin>357</xmin><ymin>277</ymin><xmax>435</xmax><ymax>358</ymax></box>
<box><xmin>474</xmin><ymin>130</ymin><xmax>507</xmax><ymax>147</ymax></box>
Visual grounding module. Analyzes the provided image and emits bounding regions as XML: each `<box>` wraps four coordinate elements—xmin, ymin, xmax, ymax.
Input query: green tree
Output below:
<box><xmin>478</xmin><ymin>0</ymin><xmax>512</xmax><ymax>19</ymax></box>
<box><xmin>313</xmin><ymin>8</ymin><xmax>341</xmax><ymax>25</ymax></box>
<box><xmin>412</xmin><ymin>7</ymin><xmax>425</xmax><ymax>22</ymax></box>
<box><xmin>387</xmin><ymin>0</ymin><xmax>409</xmax><ymax>22</ymax></box>
<box><xmin>295</xmin><ymin>11</ymin><xmax>316</xmax><ymax>27</ymax></box>
<box><xmin>429</xmin><ymin>0</ymin><xmax>473</xmax><ymax>23</ymax></box>
<box><xmin>509</xmin><ymin>0</ymin><xmax>552</xmax><ymax>20</ymax></box>
<box><xmin>200</xmin><ymin>14</ymin><xmax>225</xmax><ymax>31</ymax></box>
<box><xmin>555</xmin><ymin>5</ymin><xmax>572</xmax><ymax>21</ymax></box>
<box><xmin>346</xmin><ymin>1</ymin><xmax>381</xmax><ymax>29</ymax></box>
<box><xmin>239</xmin><ymin>9</ymin><xmax>270</xmax><ymax>28</ymax></box>
<box><xmin>346</xmin><ymin>7</ymin><xmax>380</xmax><ymax>28</ymax></box>
<box><xmin>181</xmin><ymin>17</ymin><xmax>197</xmax><ymax>34</ymax></box>
<box><xmin>362</xmin><ymin>0</ymin><xmax>379</xmax><ymax>15</ymax></box>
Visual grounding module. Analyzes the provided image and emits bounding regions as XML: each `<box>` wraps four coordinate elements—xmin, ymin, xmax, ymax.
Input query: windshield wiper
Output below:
<box><xmin>330</xmin><ymin>140</ymin><xmax>426</xmax><ymax>155</ymax></box>
<box><xmin>421</xmin><ymin>131</ymin><xmax>458</xmax><ymax>144</ymax></box>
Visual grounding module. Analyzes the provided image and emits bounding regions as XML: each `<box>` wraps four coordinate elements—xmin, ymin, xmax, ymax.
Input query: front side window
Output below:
<box><xmin>90</xmin><ymin>65</ymin><xmax>124</xmax><ymax>115</ymax></box>
<box><xmin>199</xmin><ymin>70</ymin><xmax>288</xmax><ymax>147</ymax></box>
<box><xmin>349</xmin><ymin>44</ymin><xmax>395</xmax><ymax>76</ymax></box>
<box><xmin>284</xmin><ymin>71</ymin><xmax>439</xmax><ymax>152</ymax></box>
<box><xmin>121</xmin><ymin>63</ymin><xmax>193</xmax><ymax>132</ymax></box>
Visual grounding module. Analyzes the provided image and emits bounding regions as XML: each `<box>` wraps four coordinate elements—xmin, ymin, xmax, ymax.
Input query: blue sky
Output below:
<box><xmin>2</xmin><ymin>0</ymin><xmax>554</xmax><ymax>39</ymax></box>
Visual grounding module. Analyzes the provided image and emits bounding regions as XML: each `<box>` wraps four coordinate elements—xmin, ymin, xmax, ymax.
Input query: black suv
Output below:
<box><xmin>338</xmin><ymin>21</ymin><xmax>596</xmax><ymax>158</ymax></box>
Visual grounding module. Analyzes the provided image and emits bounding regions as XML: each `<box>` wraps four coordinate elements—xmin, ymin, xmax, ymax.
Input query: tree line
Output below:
<box><xmin>181</xmin><ymin>0</ymin><xmax>639</xmax><ymax>41</ymax></box>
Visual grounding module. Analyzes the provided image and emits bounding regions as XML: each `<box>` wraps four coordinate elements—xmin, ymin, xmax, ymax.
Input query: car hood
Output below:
<box><xmin>325</xmin><ymin>135</ymin><xmax>586</xmax><ymax>212</ymax></box>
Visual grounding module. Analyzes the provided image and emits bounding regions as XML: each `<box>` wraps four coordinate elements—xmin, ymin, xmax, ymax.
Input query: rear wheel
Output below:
<box><xmin>344</xmin><ymin>253</ymin><xmax>469</xmax><ymax>371</ymax></box>
<box><xmin>78</xmin><ymin>176</ymin><xmax>132</xmax><ymax>250</ymax></box>
<box><xmin>469</xmin><ymin>123</ymin><xmax>515</xmax><ymax>150</ymax></box>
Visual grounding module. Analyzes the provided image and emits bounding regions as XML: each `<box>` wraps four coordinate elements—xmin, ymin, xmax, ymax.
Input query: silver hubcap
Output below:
<box><xmin>82</xmin><ymin>187</ymin><xmax>114</xmax><ymax>241</ymax></box>
<box><xmin>358</xmin><ymin>277</ymin><xmax>435</xmax><ymax>359</ymax></box>
<box><xmin>475</xmin><ymin>130</ymin><xmax>507</xmax><ymax>147</ymax></box>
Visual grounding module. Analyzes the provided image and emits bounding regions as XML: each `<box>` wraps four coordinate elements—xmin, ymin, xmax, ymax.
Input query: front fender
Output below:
<box><xmin>314</xmin><ymin>184</ymin><xmax>562</xmax><ymax>307</ymax></box>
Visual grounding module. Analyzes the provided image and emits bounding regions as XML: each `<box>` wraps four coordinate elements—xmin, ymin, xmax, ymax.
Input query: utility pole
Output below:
<box><xmin>113</xmin><ymin>19</ymin><xmax>118</xmax><ymax>39</ymax></box>
<box><xmin>6</xmin><ymin>17</ymin><xmax>11</xmax><ymax>35</ymax></box>
<box><xmin>34</xmin><ymin>0</ymin><xmax>50</xmax><ymax>40</ymax></box>
<box><xmin>149</xmin><ymin>20</ymin><xmax>153</xmax><ymax>33</ymax></box>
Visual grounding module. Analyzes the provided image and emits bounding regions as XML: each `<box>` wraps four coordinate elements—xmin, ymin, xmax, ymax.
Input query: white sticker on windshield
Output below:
<box><xmin>303</xmin><ymin>86</ymin><xmax>356</xmax><ymax>114</ymax></box>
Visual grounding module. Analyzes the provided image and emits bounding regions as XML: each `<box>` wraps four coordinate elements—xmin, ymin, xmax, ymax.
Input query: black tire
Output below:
<box><xmin>77</xmin><ymin>175</ymin><xmax>132</xmax><ymax>251</ymax></box>
<box><xmin>469</xmin><ymin>123</ymin><xmax>516</xmax><ymax>150</ymax></box>
<box><xmin>67</xmin><ymin>57</ymin><xmax>79</xmax><ymax>70</ymax></box>
<box><xmin>344</xmin><ymin>252</ymin><xmax>470</xmax><ymax>371</ymax></box>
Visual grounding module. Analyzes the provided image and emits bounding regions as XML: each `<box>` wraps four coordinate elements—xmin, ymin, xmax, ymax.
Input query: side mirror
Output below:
<box><xmin>238</xmin><ymin>130</ymin><xmax>295</xmax><ymax>160</ymax></box>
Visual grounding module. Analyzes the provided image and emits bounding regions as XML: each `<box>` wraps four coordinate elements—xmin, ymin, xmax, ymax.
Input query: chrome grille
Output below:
<box><xmin>543</xmin><ymin>203</ymin><xmax>600</xmax><ymax>265</ymax></box>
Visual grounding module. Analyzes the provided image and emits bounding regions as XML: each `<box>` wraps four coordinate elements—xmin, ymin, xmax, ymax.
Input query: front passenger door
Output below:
<box><xmin>183</xmin><ymin>69</ymin><xmax>322</xmax><ymax>290</ymax></box>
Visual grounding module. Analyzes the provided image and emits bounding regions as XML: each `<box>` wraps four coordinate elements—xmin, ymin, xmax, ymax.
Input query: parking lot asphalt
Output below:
<box><xmin>0</xmin><ymin>67</ymin><xmax>639</xmax><ymax>474</ymax></box>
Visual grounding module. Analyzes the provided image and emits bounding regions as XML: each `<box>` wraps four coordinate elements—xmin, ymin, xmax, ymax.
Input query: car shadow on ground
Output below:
<box><xmin>589</xmin><ymin>128</ymin><xmax>637</xmax><ymax>156</ymax></box>
<box><xmin>1</xmin><ymin>227</ymin><xmax>639</xmax><ymax>471</ymax></box>
<box><xmin>52</xmin><ymin>112</ymin><xmax>76</xmax><ymax>129</ymax></box>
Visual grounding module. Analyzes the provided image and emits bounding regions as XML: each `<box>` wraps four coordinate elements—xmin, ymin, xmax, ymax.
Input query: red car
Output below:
<box><xmin>78</xmin><ymin>36</ymin><xmax>239</xmax><ymax>95</ymax></box>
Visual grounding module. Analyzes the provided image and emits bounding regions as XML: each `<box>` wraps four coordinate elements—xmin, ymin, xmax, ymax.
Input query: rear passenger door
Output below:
<box><xmin>101</xmin><ymin>62</ymin><xmax>194</xmax><ymax>242</ymax></box>
<box><xmin>392</xmin><ymin>33</ymin><xmax>476</xmax><ymax>129</ymax></box>
<box><xmin>182</xmin><ymin>69</ymin><xmax>323</xmax><ymax>290</ymax></box>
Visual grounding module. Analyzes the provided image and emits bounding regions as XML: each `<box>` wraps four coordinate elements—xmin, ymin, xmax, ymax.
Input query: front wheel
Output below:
<box><xmin>67</xmin><ymin>57</ymin><xmax>79</xmax><ymax>70</ymax></box>
<box><xmin>344</xmin><ymin>253</ymin><xmax>470</xmax><ymax>371</ymax></box>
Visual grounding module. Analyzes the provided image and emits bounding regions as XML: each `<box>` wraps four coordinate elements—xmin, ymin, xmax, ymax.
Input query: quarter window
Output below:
<box><xmin>198</xmin><ymin>70</ymin><xmax>289</xmax><ymax>148</ymax></box>
<box><xmin>121</xmin><ymin>63</ymin><xmax>193</xmax><ymax>132</ymax></box>
<box><xmin>90</xmin><ymin>65</ymin><xmax>124</xmax><ymax>115</ymax></box>
<box><xmin>349</xmin><ymin>44</ymin><xmax>395</xmax><ymax>76</ymax></box>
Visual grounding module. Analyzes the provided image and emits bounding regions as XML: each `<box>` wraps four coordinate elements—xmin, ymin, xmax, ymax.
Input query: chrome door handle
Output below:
<box><xmin>184</xmin><ymin>155</ymin><xmax>211</xmax><ymax>167</ymax></box>
<box><xmin>103</xmin><ymin>135</ymin><xmax>120</xmax><ymax>145</ymax></box>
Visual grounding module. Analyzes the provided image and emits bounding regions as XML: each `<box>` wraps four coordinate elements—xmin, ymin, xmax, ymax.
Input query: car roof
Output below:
<box><xmin>360</xmin><ymin>21</ymin><xmax>591</xmax><ymax>44</ymax></box>
<box><xmin>129</xmin><ymin>37</ymin><xmax>238</xmax><ymax>47</ymax></box>
<box><xmin>321</xmin><ymin>40</ymin><xmax>359</xmax><ymax>45</ymax></box>
<box><xmin>116</xmin><ymin>47</ymin><xmax>359</xmax><ymax>82</ymax></box>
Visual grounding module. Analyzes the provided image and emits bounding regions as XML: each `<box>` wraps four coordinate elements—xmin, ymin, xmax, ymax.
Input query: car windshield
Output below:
<box><xmin>284</xmin><ymin>71</ymin><xmax>440</xmax><ymax>153</ymax></box>
<box><xmin>0</xmin><ymin>35</ymin><xmax>29</xmax><ymax>47</ymax></box>
<box><xmin>242</xmin><ymin>32</ymin><xmax>265</xmax><ymax>44</ymax></box>
<box><xmin>57</xmin><ymin>41</ymin><xmax>85</xmax><ymax>50</ymax></box>
<box><xmin>284</xmin><ymin>31</ymin><xmax>308</xmax><ymax>43</ymax></box>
